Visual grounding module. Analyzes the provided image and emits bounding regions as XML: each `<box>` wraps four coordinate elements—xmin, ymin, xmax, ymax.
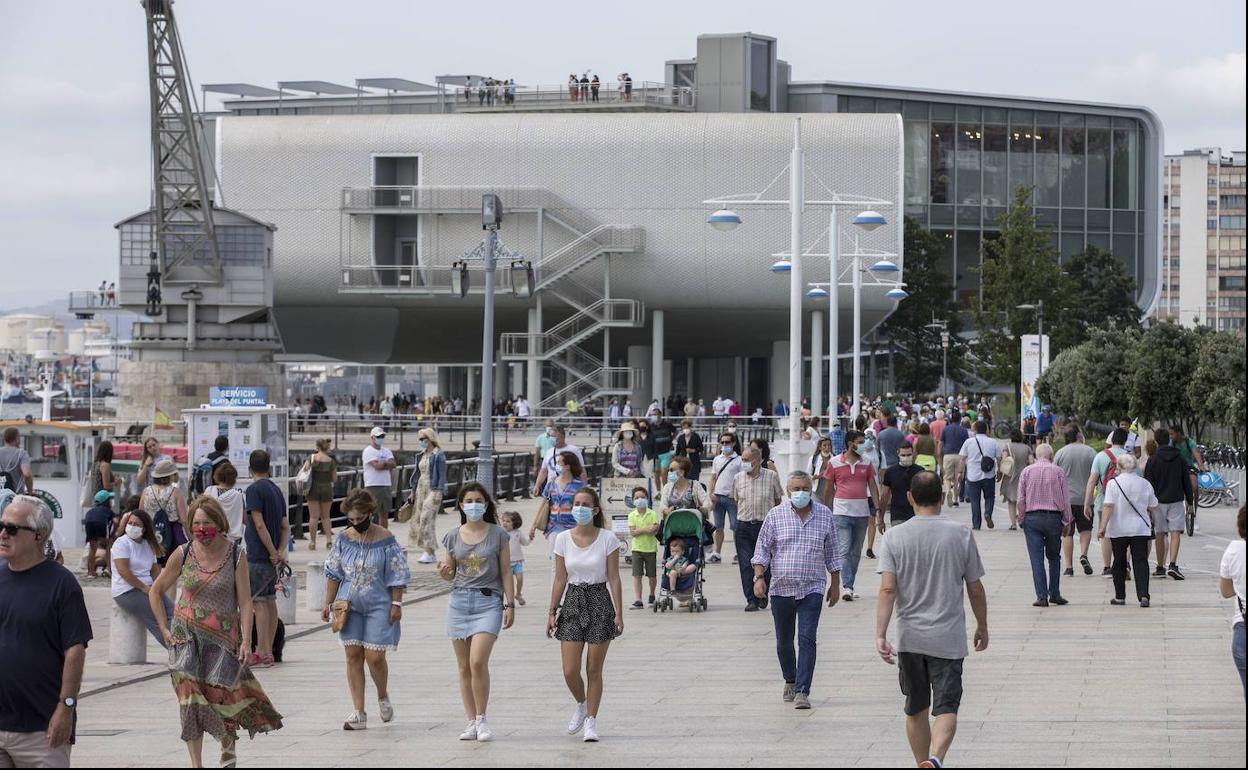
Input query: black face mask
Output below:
<box><xmin>351</xmin><ymin>520</ymin><xmax>370</xmax><ymax>534</ymax></box>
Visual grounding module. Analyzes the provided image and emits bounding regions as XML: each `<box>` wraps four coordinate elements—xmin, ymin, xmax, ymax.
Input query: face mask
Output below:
<box><xmin>821</xmin><ymin>448</ymin><xmax>832</xmax><ymax>457</ymax></box>
<box><xmin>418</xmin><ymin>439</ymin><xmax>429</xmax><ymax>450</ymax></box>
<box><xmin>193</xmin><ymin>526</ymin><xmax>218</xmax><ymax>543</ymax></box>
<box><xmin>899</xmin><ymin>456</ymin><xmax>915</xmax><ymax>467</ymax></box>
<box><xmin>791</xmin><ymin>491</ymin><xmax>812</xmax><ymax>508</ymax></box>
<box><xmin>126</xmin><ymin>525</ymin><xmax>145</xmax><ymax>541</ymax></box>
<box><xmin>683</xmin><ymin>429</ymin><xmax>691</xmax><ymax>436</ymax></box>
<box><xmin>463</xmin><ymin>502</ymin><xmax>487</xmax><ymax>522</ymax></box>
<box><xmin>351</xmin><ymin>519</ymin><xmax>371</xmax><ymax>534</ymax></box>
<box><xmin>557</xmin><ymin>465</ymin><xmax>570</xmax><ymax>476</ymax></box>
<box><xmin>670</xmin><ymin>468</ymin><xmax>683</xmax><ymax>479</ymax></box>
<box><xmin>633</xmin><ymin>498</ymin><xmax>649</xmax><ymax>511</ymax></box>
<box><xmin>546</xmin><ymin>428</ymin><xmax>556</xmax><ymax>437</ymax></box>
<box><xmin>373</xmin><ymin>438</ymin><xmax>384</xmax><ymax>446</ymax></box>
<box><xmin>721</xmin><ymin>445</ymin><xmax>733</xmax><ymax>455</ymax></box>
<box><xmin>572</xmin><ymin>506</ymin><xmax>594</xmax><ymax>525</ymax></box>
<box><xmin>623</xmin><ymin>432</ymin><xmax>634</xmax><ymax>440</ymax></box>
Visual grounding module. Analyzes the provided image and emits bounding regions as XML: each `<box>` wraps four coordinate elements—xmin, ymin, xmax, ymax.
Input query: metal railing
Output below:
<box><xmin>538</xmin><ymin>367</ymin><xmax>643</xmax><ymax>412</ymax></box>
<box><xmin>499</xmin><ymin>299</ymin><xmax>643</xmax><ymax>359</ymax></box>
<box><xmin>339</xmin><ymin>264</ymin><xmax>521</xmax><ymax>294</ymax></box>
<box><xmin>536</xmin><ymin>224</ymin><xmax>644</xmax><ymax>289</ymax></box>
<box><xmin>68</xmin><ymin>291</ymin><xmax>119</xmax><ymax>313</ymax></box>
<box><xmin>342</xmin><ymin>185</ymin><xmax>553</xmax><ymax>213</ymax></box>
<box><xmin>451</xmin><ymin>81</ymin><xmax>695</xmax><ymax>111</ymax></box>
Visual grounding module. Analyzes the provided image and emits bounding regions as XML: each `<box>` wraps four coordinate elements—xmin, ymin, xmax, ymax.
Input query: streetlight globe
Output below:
<box><xmin>807</xmin><ymin>286</ymin><xmax>829</xmax><ymax>298</ymax></box>
<box><xmin>853</xmin><ymin>210</ymin><xmax>887</xmax><ymax>231</ymax></box>
<box><xmin>707</xmin><ymin>209</ymin><xmax>742</xmax><ymax>231</ymax></box>
<box><xmin>886</xmin><ymin>287</ymin><xmax>910</xmax><ymax>300</ymax></box>
<box><xmin>869</xmin><ymin>259</ymin><xmax>900</xmax><ymax>272</ymax></box>
<box><xmin>770</xmin><ymin>258</ymin><xmax>792</xmax><ymax>273</ymax></box>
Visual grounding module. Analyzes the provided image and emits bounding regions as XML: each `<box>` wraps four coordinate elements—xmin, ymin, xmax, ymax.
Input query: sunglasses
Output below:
<box><xmin>0</xmin><ymin>523</ymin><xmax>38</xmax><ymax>537</ymax></box>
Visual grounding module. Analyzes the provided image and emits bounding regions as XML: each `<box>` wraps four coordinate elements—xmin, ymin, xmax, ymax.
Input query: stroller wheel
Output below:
<box><xmin>652</xmin><ymin>602</ymin><xmax>658</xmax><ymax>613</ymax></box>
<box><xmin>700</xmin><ymin>597</ymin><xmax>708</xmax><ymax>611</ymax></box>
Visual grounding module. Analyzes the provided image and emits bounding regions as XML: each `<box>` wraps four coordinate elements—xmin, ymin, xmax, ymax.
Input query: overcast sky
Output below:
<box><xmin>1</xmin><ymin>0</ymin><xmax>1244</xmax><ymax>304</ymax></box>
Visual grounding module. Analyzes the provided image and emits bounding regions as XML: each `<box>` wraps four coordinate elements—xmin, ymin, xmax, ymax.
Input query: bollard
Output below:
<box><xmin>306</xmin><ymin>561</ymin><xmax>328</xmax><ymax>613</ymax></box>
<box><xmin>276</xmin><ymin>576</ymin><xmax>298</xmax><ymax>625</ymax></box>
<box><xmin>109</xmin><ymin>604</ymin><xmax>148</xmax><ymax>665</ymax></box>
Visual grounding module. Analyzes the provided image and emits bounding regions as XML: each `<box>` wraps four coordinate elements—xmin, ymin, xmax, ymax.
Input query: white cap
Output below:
<box><xmin>370</xmin><ymin>426</ymin><xmax>386</xmax><ymax>438</ymax></box>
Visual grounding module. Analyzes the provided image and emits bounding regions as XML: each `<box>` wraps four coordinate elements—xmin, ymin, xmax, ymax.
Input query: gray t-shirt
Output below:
<box><xmin>877</xmin><ymin>515</ymin><xmax>986</xmax><ymax>660</ymax></box>
<box><xmin>1053</xmin><ymin>442</ymin><xmax>1097</xmax><ymax>505</ymax></box>
<box><xmin>877</xmin><ymin>428</ymin><xmax>907</xmax><ymax>469</ymax></box>
<box><xmin>0</xmin><ymin>446</ymin><xmax>31</xmax><ymax>494</ymax></box>
<box><xmin>442</xmin><ymin>524</ymin><xmax>509</xmax><ymax>592</ymax></box>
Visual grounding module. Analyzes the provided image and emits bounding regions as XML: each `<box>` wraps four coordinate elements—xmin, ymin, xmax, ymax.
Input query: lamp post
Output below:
<box><xmin>1016</xmin><ymin>301</ymin><xmax>1045</xmax><ymax>377</ymax></box>
<box><xmin>925</xmin><ymin>319</ymin><xmax>950</xmax><ymax>397</ymax></box>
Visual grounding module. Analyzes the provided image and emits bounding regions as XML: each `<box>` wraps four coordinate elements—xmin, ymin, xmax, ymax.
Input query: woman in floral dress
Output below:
<box><xmin>322</xmin><ymin>489</ymin><xmax>411</xmax><ymax>730</ymax></box>
<box><xmin>150</xmin><ymin>496</ymin><xmax>282</xmax><ymax>768</ymax></box>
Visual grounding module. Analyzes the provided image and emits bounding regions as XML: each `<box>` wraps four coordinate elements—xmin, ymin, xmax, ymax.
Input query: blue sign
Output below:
<box><xmin>209</xmin><ymin>387</ymin><xmax>268</xmax><ymax>407</ymax></box>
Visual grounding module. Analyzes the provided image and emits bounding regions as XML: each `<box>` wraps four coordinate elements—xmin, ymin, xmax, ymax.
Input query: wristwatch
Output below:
<box><xmin>62</xmin><ymin>697</ymin><xmax>77</xmax><ymax>709</ymax></box>
<box><xmin>390</xmin><ymin>601</ymin><xmax>403</xmax><ymax>607</ymax></box>
<box><xmin>752</xmin><ymin>575</ymin><xmax>766</xmax><ymax>583</ymax></box>
<box><xmin>503</xmin><ymin>602</ymin><xmax>516</xmax><ymax>610</ymax></box>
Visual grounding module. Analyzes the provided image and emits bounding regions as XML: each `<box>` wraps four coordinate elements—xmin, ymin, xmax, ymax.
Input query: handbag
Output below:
<box><xmin>294</xmin><ymin>461</ymin><xmax>311</xmax><ymax>494</ymax></box>
<box><xmin>396</xmin><ymin>497</ymin><xmax>415</xmax><ymax>524</ymax></box>
<box><xmin>330</xmin><ymin>599</ymin><xmax>352</xmax><ymax>633</ymax></box>
<box><xmin>1112</xmin><ymin>478</ymin><xmax>1155</xmax><ymax>540</ymax></box>
<box><xmin>973</xmin><ymin>436</ymin><xmax>996</xmax><ymax>474</ymax></box>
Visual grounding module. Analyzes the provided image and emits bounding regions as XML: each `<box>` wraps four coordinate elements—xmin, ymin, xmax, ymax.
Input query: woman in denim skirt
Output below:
<box><xmin>438</xmin><ymin>482</ymin><xmax>516</xmax><ymax>742</ymax></box>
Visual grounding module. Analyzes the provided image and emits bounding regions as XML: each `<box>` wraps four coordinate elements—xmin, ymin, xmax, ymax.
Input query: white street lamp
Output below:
<box><xmin>770</xmin><ymin>258</ymin><xmax>793</xmax><ymax>273</ymax></box>
<box><xmin>707</xmin><ymin>210</ymin><xmax>742</xmax><ymax>231</ymax></box>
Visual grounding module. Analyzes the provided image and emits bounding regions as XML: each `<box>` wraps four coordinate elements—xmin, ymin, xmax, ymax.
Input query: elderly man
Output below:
<box><xmin>732</xmin><ymin>446</ymin><xmax>783</xmax><ymax>612</ymax></box>
<box><xmin>1017</xmin><ymin>444</ymin><xmax>1073</xmax><ymax>607</ymax></box>
<box><xmin>752</xmin><ymin>471</ymin><xmax>842</xmax><ymax>710</ymax></box>
<box><xmin>0</xmin><ymin>495</ymin><xmax>93</xmax><ymax>767</ymax></box>
<box><xmin>532</xmin><ymin>425</ymin><xmax>587</xmax><ymax>494</ymax></box>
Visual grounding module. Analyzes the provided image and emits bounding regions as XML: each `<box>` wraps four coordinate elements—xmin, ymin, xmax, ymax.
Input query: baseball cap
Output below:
<box><xmin>370</xmin><ymin>427</ymin><xmax>386</xmax><ymax>438</ymax></box>
<box><xmin>94</xmin><ymin>490</ymin><xmax>115</xmax><ymax>505</ymax></box>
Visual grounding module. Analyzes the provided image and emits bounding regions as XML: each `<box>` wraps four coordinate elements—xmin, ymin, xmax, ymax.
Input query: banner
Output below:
<box><xmin>1020</xmin><ymin>334</ymin><xmax>1050</xmax><ymax>422</ymax></box>
<box><xmin>209</xmin><ymin>387</ymin><xmax>269</xmax><ymax>408</ymax></box>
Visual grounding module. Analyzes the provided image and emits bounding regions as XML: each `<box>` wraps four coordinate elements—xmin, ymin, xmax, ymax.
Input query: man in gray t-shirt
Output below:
<box><xmin>1053</xmin><ymin>425</ymin><xmax>1098</xmax><ymax>575</ymax></box>
<box><xmin>876</xmin><ymin>471</ymin><xmax>988</xmax><ymax>769</ymax></box>
<box><xmin>0</xmin><ymin>428</ymin><xmax>33</xmax><ymax>495</ymax></box>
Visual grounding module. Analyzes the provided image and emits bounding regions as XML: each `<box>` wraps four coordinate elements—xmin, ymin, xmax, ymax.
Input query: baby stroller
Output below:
<box><xmin>654</xmin><ymin>509</ymin><xmax>709</xmax><ymax>613</ymax></box>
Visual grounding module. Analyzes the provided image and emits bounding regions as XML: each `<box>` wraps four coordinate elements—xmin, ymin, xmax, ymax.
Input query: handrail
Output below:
<box><xmin>450</xmin><ymin>81</ymin><xmax>695</xmax><ymax>111</ymax></box>
<box><xmin>500</xmin><ymin>299</ymin><xmax>641</xmax><ymax>358</ymax></box>
<box><xmin>538</xmin><ymin>367</ymin><xmax>640</xmax><ymax>410</ymax></box>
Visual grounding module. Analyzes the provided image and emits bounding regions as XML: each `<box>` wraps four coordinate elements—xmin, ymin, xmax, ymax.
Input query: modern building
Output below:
<box><xmin>1158</xmin><ymin>148</ymin><xmax>1246</xmax><ymax>330</ymax></box>
<box><xmin>186</xmin><ymin>31</ymin><xmax>1162</xmax><ymax>410</ymax></box>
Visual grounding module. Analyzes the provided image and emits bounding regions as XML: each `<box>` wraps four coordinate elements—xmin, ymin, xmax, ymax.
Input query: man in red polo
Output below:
<box><xmin>821</xmin><ymin>430</ymin><xmax>880</xmax><ymax>601</ymax></box>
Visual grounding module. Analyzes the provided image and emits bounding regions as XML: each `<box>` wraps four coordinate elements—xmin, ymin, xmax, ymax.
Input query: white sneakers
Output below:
<box><xmin>458</xmin><ymin>719</ymin><xmax>478</xmax><ymax>741</ymax></box>
<box><xmin>582</xmin><ymin>716</ymin><xmax>599</xmax><ymax>742</ymax></box>
<box><xmin>416</xmin><ymin>552</ymin><xmax>436</xmax><ymax>564</ymax></box>
<box><xmin>566</xmin><ymin>701</ymin><xmax>588</xmax><ymax>734</ymax></box>
<box><xmin>475</xmin><ymin>715</ymin><xmax>493</xmax><ymax>742</ymax></box>
<box><xmin>343</xmin><ymin>710</ymin><xmax>367</xmax><ymax>730</ymax></box>
<box><xmin>378</xmin><ymin>697</ymin><xmax>394</xmax><ymax>723</ymax></box>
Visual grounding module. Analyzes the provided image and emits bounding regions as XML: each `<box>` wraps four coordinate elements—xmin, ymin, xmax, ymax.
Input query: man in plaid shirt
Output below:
<box><xmin>752</xmin><ymin>470</ymin><xmax>842</xmax><ymax>711</ymax></box>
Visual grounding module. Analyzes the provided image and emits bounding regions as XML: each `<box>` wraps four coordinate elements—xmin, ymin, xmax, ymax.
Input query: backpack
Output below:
<box><xmin>151</xmin><ymin>488</ymin><xmax>177</xmax><ymax>553</ymax></box>
<box><xmin>1100</xmin><ymin>448</ymin><xmax>1120</xmax><ymax>489</ymax></box>
<box><xmin>190</xmin><ymin>461</ymin><xmax>214</xmax><ymax>497</ymax></box>
<box><xmin>999</xmin><ymin>453</ymin><xmax>1016</xmax><ymax>478</ymax></box>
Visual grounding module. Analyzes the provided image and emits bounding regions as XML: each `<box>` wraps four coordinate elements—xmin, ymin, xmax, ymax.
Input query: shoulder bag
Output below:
<box><xmin>973</xmin><ymin>435</ymin><xmax>996</xmax><ymax>474</ymax></box>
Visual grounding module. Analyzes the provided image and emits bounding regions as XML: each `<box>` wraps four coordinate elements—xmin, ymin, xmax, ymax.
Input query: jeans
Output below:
<box><xmin>713</xmin><ymin>494</ymin><xmax>738</xmax><ymax>532</ymax></box>
<box><xmin>1022</xmin><ymin>511</ymin><xmax>1064</xmax><ymax>600</ymax></box>
<box><xmin>113</xmin><ymin>588</ymin><xmax>174</xmax><ymax>648</ymax></box>
<box><xmin>1233</xmin><ymin>622</ymin><xmax>1246</xmax><ymax>699</ymax></box>
<box><xmin>734</xmin><ymin>520</ymin><xmax>768</xmax><ymax>605</ymax></box>
<box><xmin>832</xmin><ymin>514</ymin><xmax>869</xmax><ymax>592</ymax></box>
<box><xmin>770</xmin><ymin>592</ymin><xmax>823</xmax><ymax>695</ymax></box>
<box><xmin>966</xmin><ymin>477</ymin><xmax>996</xmax><ymax>529</ymax></box>
<box><xmin>1111</xmin><ymin>536</ymin><xmax>1151</xmax><ymax>601</ymax></box>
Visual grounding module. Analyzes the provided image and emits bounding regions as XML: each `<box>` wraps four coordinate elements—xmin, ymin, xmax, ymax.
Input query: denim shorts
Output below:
<box><xmin>510</xmin><ymin>562</ymin><xmax>525</xmax><ymax>576</ymax></box>
<box><xmin>248</xmin><ymin>560</ymin><xmax>277</xmax><ymax>600</ymax></box>
<box><xmin>446</xmin><ymin>587</ymin><xmax>503</xmax><ymax>640</ymax></box>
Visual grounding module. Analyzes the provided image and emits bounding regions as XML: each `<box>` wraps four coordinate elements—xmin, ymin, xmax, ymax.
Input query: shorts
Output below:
<box><xmin>84</xmin><ymin>521</ymin><xmax>110</xmax><ymax>541</ymax></box>
<box><xmin>1151</xmin><ymin>501</ymin><xmax>1186</xmax><ymax>533</ymax></box>
<box><xmin>657</xmin><ymin>452</ymin><xmax>674</xmax><ymax>472</ymax></box>
<box><xmin>1068</xmin><ymin>504</ymin><xmax>1093</xmax><ymax>533</ymax></box>
<box><xmin>248</xmin><ymin>560</ymin><xmax>278</xmax><ymax>601</ymax></box>
<box><xmin>898</xmin><ymin>652</ymin><xmax>964</xmax><ymax>716</ymax></box>
<box><xmin>510</xmin><ymin>561</ymin><xmax>525</xmax><ymax>576</ymax></box>
<box><xmin>631</xmin><ymin>551</ymin><xmax>657</xmax><ymax>577</ymax></box>
<box><xmin>366</xmin><ymin>486</ymin><xmax>394</xmax><ymax>520</ymax></box>
<box><xmin>713</xmin><ymin>494</ymin><xmax>738</xmax><ymax>531</ymax></box>
<box><xmin>447</xmin><ymin>587</ymin><xmax>503</xmax><ymax>640</ymax></box>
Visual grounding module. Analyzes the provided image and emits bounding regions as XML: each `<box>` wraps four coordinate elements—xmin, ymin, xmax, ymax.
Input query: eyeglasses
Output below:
<box><xmin>0</xmin><ymin>523</ymin><xmax>38</xmax><ymax>537</ymax></box>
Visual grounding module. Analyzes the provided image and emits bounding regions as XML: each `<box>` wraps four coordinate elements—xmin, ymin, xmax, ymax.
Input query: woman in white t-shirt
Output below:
<box><xmin>546</xmin><ymin>488</ymin><xmax>623</xmax><ymax>743</ymax></box>
<box><xmin>1098</xmin><ymin>454</ymin><xmax>1158</xmax><ymax>608</ymax></box>
<box><xmin>110</xmin><ymin>508</ymin><xmax>174</xmax><ymax>646</ymax></box>
<box><xmin>203</xmin><ymin>461</ymin><xmax>247</xmax><ymax>543</ymax></box>
<box><xmin>1219</xmin><ymin>504</ymin><xmax>1246</xmax><ymax>698</ymax></box>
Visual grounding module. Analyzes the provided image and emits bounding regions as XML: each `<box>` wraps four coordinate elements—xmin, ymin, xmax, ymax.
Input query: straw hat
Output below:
<box><xmin>616</xmin><ymin>421</ymin><xmax>638</xmax><ymax>440</ymax></box>
<box><xmin>151</xmin><ymin>459</ymin><xmax>178</xmax><ymax>479</ymax></box>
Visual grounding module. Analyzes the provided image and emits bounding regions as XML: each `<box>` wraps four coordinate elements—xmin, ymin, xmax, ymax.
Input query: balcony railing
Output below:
<box><xmin>339</xmin><ymin>264</ymin><xmax>525</xmax><ymax>294</ymax></box>
<box><xmin>451</xmin><ymin>81</ymin><xmax>694</xmax><ymax>112</ymax></box>
<box><xmin>68</xmin><ymin>291</ymin><xmax>119</xmax><ymax>315</ymax></box>
<box><xmin>342</xmin><ymin>185</ymin><xmax>553</xmax><ymax>213</ymax></box>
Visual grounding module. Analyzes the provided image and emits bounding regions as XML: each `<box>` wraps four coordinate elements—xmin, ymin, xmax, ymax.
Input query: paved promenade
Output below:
<box><xmin>70</xmin><ymin>499</ymin><xmax>1245</xmax><ymax>767</ymax></box>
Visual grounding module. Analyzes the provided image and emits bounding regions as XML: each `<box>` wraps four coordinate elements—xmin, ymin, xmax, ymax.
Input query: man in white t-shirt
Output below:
<box><xmin>362</xmin><ymin>427</ymin><xmax>396</xmax><ymax>528</ymax></box>
<box><xmin>514</xmin><ymin>395</ymin><xmax>531</xmax><ymax>419</ymax></box>
<box><xmin>957</xmin><ymin>421</ymin><xmax>1001</xmax><ymax>531</ymax></box>
<box><xmin>707</xmin><ymin>431</ymin><xmax>743</xmax><ymax>563</ymax></box>
<box><xmin>1218</xmin><ymin>508</ymin><xmax>1245</xmax><ymax>696</ymax></box>
<box><xmin>713</xmin><ymin>396</ymin><xmax>726</xmax><ymax>417</ymax></box>
<box><xmin>532</xmin><ymin>426</ymin><xmax>586</xmax><ymax>494</ymax></box>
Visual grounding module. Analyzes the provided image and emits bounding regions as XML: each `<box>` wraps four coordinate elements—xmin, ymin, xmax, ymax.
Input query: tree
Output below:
<box><xmin>1189</xmin><ymin>329</ymin><xmax>1246</xmax><ymax>443</ymax></box>
<box><xmin>974</xmin><ymin>185</ymin><xmax>1073</xmax><ymax>399</ymax></box>
<box><xmin>1054</xmin><ymin>245</ymin><xmax>1142</xmax><ymax>351</ymax></box>
<box><xmin>1072</xmin><ymin>325</ymin><xmax>1137</xmax><ymax>425</ymax></box>
<box><xmin>881</xmin><ymin>217</ymin><xmax>968</xmax><ymax>393</ymax></box>
<box><xmin>1127</xmin><ymin>321</ymin><xmax>1202</xmax><ymax>435</ymax></box>
<box><xmin>1035</xmin><ymin>344</ymin><xmax>1083</xmax><ymax>419</ymax></box>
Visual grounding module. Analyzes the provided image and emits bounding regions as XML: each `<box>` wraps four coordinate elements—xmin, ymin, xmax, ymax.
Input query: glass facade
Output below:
<box><xmin>749</xmin><ymin>39</ymin><xmax>772</xmax><ymax>112</ymax></box>
<box><xmin>847</xmin><ymin>96</ymin><xmax>1149</xmax><ymax>307</ymax></box>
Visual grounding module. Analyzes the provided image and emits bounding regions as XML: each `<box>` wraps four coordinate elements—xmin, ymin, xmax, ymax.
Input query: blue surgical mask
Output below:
<box><xmin>721</xmin><ymin>445</ymin><xmax>733</xmax><ymax>455</ymax></box>
<box><xmin>418</xmin><ymin>439</ymin><xmax>429</xmax><ymax>450</ymax></box>
<box><xmin>463</xmin><ymin>502</ymin><xmax>487</xmax><ymax>522</ymax></box>
<box><xmin>791</xmin><ymin>490</ymin><xmax>812</xmax><ymax>508</ymax></box>
<box><xmin>572</xmin><ymin>506</ymin><xmax>594</xmax><ymax>525</ymax></box>
<box><xmin>633</xmin><ymin>498</ymin><xmax>649</xmax><ymax>511</ymax></box>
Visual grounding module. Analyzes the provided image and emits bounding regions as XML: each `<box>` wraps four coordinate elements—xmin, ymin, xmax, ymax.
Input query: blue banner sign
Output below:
<box><xmin>209</xmin><ymin>387</ymin><xmax>269</xmax><ymax>407</ymax></box>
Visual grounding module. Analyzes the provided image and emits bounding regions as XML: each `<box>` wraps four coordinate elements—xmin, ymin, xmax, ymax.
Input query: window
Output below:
<box><xmin>956</xmin><ymin>125</ymin><xmax>981</xmax><ymax>204</ymax></box>
<box><xmin>1222</xmin><ymin>195</ymin><xmax>1247</xmax><ymax>208</ymax></box>
<box><xmin>1034</xmin><ymin>126</ymin><xmax>1060</xmax><ymax>206</ymax></box>
<box><xmin>982</xmin><ymin>125</ymin><xmax>1008</xmax><ymax>205</ymax></box>
<box><xmin>1112</xmin><ymin>129</ymin><xmax>1138</xmax><ymax>210</ymax></box>
<box><xmin>1220</xmin><ymin>276</ymin><xmax>1247</xmax><ymax>291</ymax></box>
<box><xmin>1060</xmin><ymin>120</ymin><xmax>1086</xmax><ymax>207</ymax></box>
<box><xmin>749</xmin><ymin>38</ymin><xmax>773</xmax><ymax>111</ymax></box>
<box><xmin>930</xmin><ymin>123</ymin><xmax>954</xmax><ymax>204</ymax></box>
<box><xmin>1009</xmin><ymin>121</ymin><xmax>1034</xmax><ymax>195</ymax></box>
<box><xmin>956</xmin><ymin>229</ymin><xmax>981</xmax><ymax>307</ymax></box>
<box><xmin>1087</xmin><ymin>128</ymin><xmax>1110</xmax><ymax>209</ymax></box>
<box><xmin>1221</xmin><ymin>215</ymin><xmax>1247</xmax><ymax>229</ymax></box>
<box><xmin>904</xmin><ymin>122</ymin><xmax>929</xmax><ymax>205</ymax></box>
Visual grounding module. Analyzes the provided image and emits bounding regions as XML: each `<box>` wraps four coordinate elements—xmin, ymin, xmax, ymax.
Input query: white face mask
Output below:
<box><xmin>126</xmin><ymin>524</ymin><xmax>145</xmax><ymax>541</ymax></box>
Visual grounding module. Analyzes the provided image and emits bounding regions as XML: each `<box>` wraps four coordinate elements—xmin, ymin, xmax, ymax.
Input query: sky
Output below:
<box><xmin>1</xmin><ymin>0</ymin><xmax>1244</xmax><ymax>303</ymax></box>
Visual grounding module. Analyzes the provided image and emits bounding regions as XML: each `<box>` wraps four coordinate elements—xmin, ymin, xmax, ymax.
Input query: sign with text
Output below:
<box><xmin>209</xmin><ymin>387</ymin><xmax>269</xmax><ymax>408</ymax></box>
<box><xmin>1020</xmin><ymin>334</ymin><xmax>1050</xmax><ymax>422</ymax></box>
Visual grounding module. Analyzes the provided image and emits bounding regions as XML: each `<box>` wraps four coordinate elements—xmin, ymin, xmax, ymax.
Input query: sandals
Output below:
<box><xmin>220</xmin><ymin>737</ymin><xmax>237</xmax><ymax>768</ymax></box>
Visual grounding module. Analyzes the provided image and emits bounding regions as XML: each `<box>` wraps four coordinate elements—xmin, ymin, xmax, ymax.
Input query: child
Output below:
<box><xmin>500</xmin><ymin>511</ymin><xmax>530</xmax><ymax>606</ymax></box>
<box><xmin>82</xmin><ymin>490</ymin><xmax>119</xmax><ymax>578</ymax></box>
<box><xmin>663</xmin><ymin>537</ymin><xmax>698</xmax><ymax>607</ymax></box>
<box><xmin>627</xmin><ymin>486</ymin><xmax>659</xmax><ymax>609</ymax></box>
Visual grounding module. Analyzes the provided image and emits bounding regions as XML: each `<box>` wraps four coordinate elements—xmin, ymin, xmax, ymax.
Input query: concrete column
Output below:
<box><xmin>687</xmin><ymin>357</ymin><xmax>695</xmax><ymax>402</ymax></box>
<box><xmin>437</xmin><ymin>366</ymin><xmax>451</xmax><ymax>398</ymax></box>
<box><xmin>276</xmin><ymin>579</ymin><xmax>298</xmax><ymax>625</ymax></box>
<box><xmin>770</xmin><ymin>339</ymin><xmax>789</xmax><ymax>412</ymax></box>
<box><xmin>526</xmin><ymin>307</ymin><xmax>541</xmax><ymax>406</ymax></box>
<box><xmin>511</xmin><ymin>363</ymin><xmax>524</xmax><ymax>397</ymax></box>
<box><xmin>306</xmin><ymin>562</ymin><xmax>327</xmax><ymax>612</ymax></box>
<box><xmin>108</xmin><ymin>604</ymin><xmax>147</xmax><ymax>664</ymax></box>
<box><xmin>466</xmin><ymin>367</ymin><xmax>478</xmax><ymax>413</ymax></box>
<box><xmin>650</xmin><ymin>310</ymin><xmax>665</xmax><ymax>406</ymax></box>
<box><xmin>373</xmin><ymin>366</ymin><xmax>386</xmax><ymax>401</ymax></box>
<box><xmin>494</xmin><ymin>340</ymin><xmax>508</xmax><ymax>399</ymax></box>
<box><xmin>734</xmin><ymin>356</ymin><xmax>744</xmax><ymax>407</ymax></box>
<box><xmin>627</xmin><ymin>345</ymin><xmax>651</xmax><ymax>413</ymax></box>
<box><xmin>811</xmin><ymin>310</ymin><xmax>823</xmax><ymax>418</ymax></box>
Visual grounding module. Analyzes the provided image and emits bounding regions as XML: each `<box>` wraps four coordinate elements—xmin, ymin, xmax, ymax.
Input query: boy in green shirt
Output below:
<box><xmin>628</xmin><ymin>486</ymin><xmax>659</xmax><ymax>609</ymax></box>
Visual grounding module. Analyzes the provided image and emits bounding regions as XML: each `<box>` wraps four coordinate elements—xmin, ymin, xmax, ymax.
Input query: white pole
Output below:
<box><xmin>828</xmin><ymin>208</ymin><xmax>839</xmax><ymax>423</ymax></box>
<box><xmin>810</xmin><ymin>310</ymin><xmax>822</xmax><ymax>422</ymax></box>
<box><xmin>788</xmin><ymin>118</ymin><xmax>804</xmax><ymax>471</ymax></box>
<box><xmin>851</xmin><ymin>238</ymin><xmax>862</xmax><ymax>423</ymax></box>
